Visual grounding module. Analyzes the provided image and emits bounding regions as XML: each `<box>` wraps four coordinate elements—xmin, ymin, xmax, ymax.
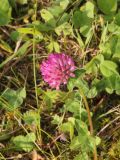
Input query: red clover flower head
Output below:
<box><xmin>40</xmin><ymin>53</ymin><xmax>76</xmax><ymax>90</ymax></box>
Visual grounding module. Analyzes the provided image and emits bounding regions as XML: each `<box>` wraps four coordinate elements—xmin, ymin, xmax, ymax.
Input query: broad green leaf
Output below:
<box><xmin>72</xmin><ymin>10</ymin><xmax>92</xmax><ymax>37</ymax></box>
<box><xmin>67</xmin><ymin>69</ymin><xmax>86</xmax><ymax>91</ymax></box>
<box><xmin>57</xmin><ymin>13</ymin><xmax>70</xmax><ymax>25</ymax></box>
<box><xmin>85</xmin><ymin>1</ymin><xmax>94</xmax><ymax>18</ymax></box>
<box><xmin>55</xmin><ymin>22</ymin><xmax>73</xmax><ymax>36</ymax></box>
<box><xmin>75</xmin><ymin>119</ymin><xmax>88</xmax><ymax>134</ymax></box>
<box><xmin>108</xmin><ymin>22</ymin><xmax>120</xmax><ymax>34</ymax></box>
<box><xmin>97</xmin><ymin>0</ymin><xmax>117</xmax><ymax>15</ymax></box>
<box><xmin>87</xmin><ymin>87</ymin><xmax>98</xmax><ymax>98</ymax></box>
<box><xmin>72</xmin><ymin>2</ymin><xmax>94</xmax><ymax>37</ymax></box>
<box><xmin>17</xmin><ymin>87</ymin><xmax>26</xmax><ymax>99</ymax></box>
<box><xmin>23</xmin><ymin>110</ymin><xmax>40</xmax><ymax>126</ymax></box>
<box><xmin>89</xmin><ymin>75</ymin><xmax>120</xmax><ymax>96</ymax></box>
<box><xmin>115</xmin><ymin>12</ymin><xmax>120</xmax><ymax>26</ymax></box>
<box><xmin>40</xmin><ymin>90</ymin><xmax>62</xmax><ymax>108</ymax></box>
<box><xmin>60</xmin><ymin>121</ymin><xmax>74</xmax><ymax>140</ymax></box>
<box><xmin>52</xmin><ymin>114</ymin><xmax>62</xmax><ymax>125</ymax></box>
<box><xmin>48</xmin><ymin>6</ymin><xmax>63</xmax><ymax>17</ymax></box>
<box><xmin>72</xmin><ymin>10</ymin><xmax>81</xmax><ymax>28</ymax></box>
<box><xmin>71</xmin><ymin>133</ymin><xmax>95</xmax><ymax>152</ymax></box>
<box><xmin>100</xmin><ymin>60</ymin><xmax>118</xmax><ymax>77</ymax></box>
<box><xmin>10</xmin><ymin>31</ymin><xmax>21</xmax><ymax>42</ymax></box>
<box><xmin>85</xmin><ymin>54</ymin><xmax>104</xmax><ymax>74</ymax></box>
<box><xmin>1</xmin><ymin>87</ymin><xmax>26</xmax><ymax>111</ymax></box>
<box><xmin>70</xmin><ymin>136</ymin><xmax>81</xmax><ymax>150</ymax></box>
<box><xmin>105</xmin><ymin>74</ymin><xmax>120</xmax><ymax>94</ymax></box>
<box><xmin>99</xmin><ymin>42</ymin><xmax>112</xmax><ymax>59</ymax></box>
<box><xmin>12</xmin><ymin>133</ymin><xmax>36</xmax><ymax>152</ymax></box>
<box><xmin>40</xmin><ymin>9</ymin><xmax>54</xmax><ymax>22</ymax></box>
<box><xmin>95</xmin><ymin>136</ymin><xmax>101</xmax><ymax>146</ymax></box>
<box><xmin>0</xmin><ymin>0</ymin><xmax>12</xmax><ymax>26</ymax></box>
<box><xmin>112</xmin><ymin>36</ymin><xmax>120</xmax><ymax>60</ymax></box>
<box><xmin>87</xmin><ymin>78</ymin><xmax>106</xmax><ymax>98</ymax></box>
<box><xmin>100</xmin><ymin>35</ymin><xmax>120</xmax><ymax>59</ymax></box>
<box><xmin>60</xmin><ymin>0</ymin><xmax>69</xmax><ymax>10</ymax></box>
<box><xmin>65</xmin><ymin>100</ymin><xmax>80</xmax><ymax>114</ymax></box>
<box><xmin>43</xmin><ymin>90</ymin><xmax>60</xmax><ymax>103</ymax></box>
<box><xmin>69</xmin><ymin>119</ymin><xmax>96</xmax><ymax>153</ymax></box>
<box><xmin>78</xmin><ymin>133</ymin><xmax>95</xmax><ymax>152</ymax></box>
<box><xmin>68</xmin><ymin>78</ymin><xmax>89</xmax><ymax>96</ymax></box>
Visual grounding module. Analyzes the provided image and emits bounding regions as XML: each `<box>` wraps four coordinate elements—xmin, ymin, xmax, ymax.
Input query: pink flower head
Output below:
<box><xmin>40</xmin><ymin>53</ymin><xmax>76</xmax><ymax>89</ymax></box>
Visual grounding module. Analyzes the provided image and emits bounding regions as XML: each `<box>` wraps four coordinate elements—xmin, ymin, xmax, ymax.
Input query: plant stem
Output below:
<box><xmin>33</xmin><ymin>0</ymin><xmax>42</xmax><ymax>143</ymax></box>
<box><xmin>79</xmin><ymin>89</ymin><xmax>98</xmax><ymax>160</ymax></box>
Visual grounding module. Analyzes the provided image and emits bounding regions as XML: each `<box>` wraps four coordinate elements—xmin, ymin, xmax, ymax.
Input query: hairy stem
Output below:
<box><xmin>79</xmin><ymin>89</ymin><xmax>98</xmax><ymax>160</ymax></box>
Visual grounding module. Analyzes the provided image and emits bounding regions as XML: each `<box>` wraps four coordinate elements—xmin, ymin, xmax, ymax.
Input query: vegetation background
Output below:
<box><xmin>0</xmin><ymin>0</ymin><xmax>120</xmax><ymax>159</ymax></box>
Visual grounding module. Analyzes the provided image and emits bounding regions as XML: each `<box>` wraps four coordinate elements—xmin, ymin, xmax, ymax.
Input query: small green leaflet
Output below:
<box><xmin>0</xmin><ymin>0</ymin><xmax>12</xmax><ymax>26</ymax></box>
<box><xmin>12</xmin><ymin>132</ymin><xmax>36</xmax><ymax>152</ymax></box>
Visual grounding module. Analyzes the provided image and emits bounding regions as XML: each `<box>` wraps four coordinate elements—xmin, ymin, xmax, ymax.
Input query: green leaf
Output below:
<box><xmin>60</xmin><ymin>119</ymin><xmax>75</xmax><ymax>140</ymax></box>
<box><xmin>75</xmin><ymin>119</ymin><xmax>88</xmax><ymax>134</ymax></box>
<box><xmin>40</xmin><ymin>9</ymin><xmax>54</xmax><ymax>22</ymax></box>
<box><xmin>47</xmin><ymin>41</ymin><xmax>54</xmax><ymax>52</ymax></box>
<box><xmin>0</xmin><ymin>0</ymin><xmax>12</xmax><ymax>26</ymax></box>
<box><xmin>74</xmin><ymin>124</ymin><xmax>95</xmax><ymax>153</ymax></box>
<box><xmin>65</xmin><ymin>100</ymin><xmax>80</xmax><ymax>114</ymax></box>
<box><xmin>52</xmin><ymin>114</ymin><xmax>62</xmax><ymax>125</ymax></box>
<box><xmin>115</xmin><ymin>12</ymin><xmax>120</xmax><ymax>26</ymax></box>
<box><xmin>55</xmin><ymin>22</ymin><xmax>73</xmax><ymax>36</ymax></box>
<box><xmin>23</xmin><ymin>110</ymin><xmax>40</xmax><ymax>126</ymax></box>
<box><xmin>68</xmin><ymin>78</ymin><xmax>89</xmax><ymax>96</ymax></box>
<box><xmin>100</xmin><ymin>60</ymin><xmax>118</xmax><ymax>77</ymax></box>
<box><xmin>40</xmin><ymin>90</ymin><xmax>62</xmax><ymax>108</ymax></box>
<box><xmin>105</xmin><ymin>74</ymin><xmax>120</xmax><ymax>94</ymax></box>
<box><xmin>74</xmin><ymin>152</ymin><xmax>88</xmax><ymax>160</ymax></box>
<box><xmin>100</xmin><ymin>24</ymin><xmax>108</xmax><ymax>43</ymax></box>
<box><xmin>1</xmin><ymin>87</ymin><xmax>26</xmax><ymax>111</ymax></box>
<box><xmin>87</xmin><ymin>87</ymin><xmax>98</xmax><ymax>98</ymax></box>
<box><xmin>97</xmin><ymin>0</ymin><xmax>117</xmax><ymax>15</ymax></box>
<box><xmin>16</xmin><ymin>41</ymin><xmax>31</xmax><ymax>57</ymax></box>
<box><xmin>17</xmin><ymin>27</ymin><xmax>43</xmax><ymax>40</ymax></box>
<box><xmin>85</xmin><ymin>54</ymin><xmax>104</xmax><ymax>74</ymax></box>
<box><xmin>72</xmin><ymin>2</ymin><xmax>94</xmax><ymax>37</ymax></box>
<box><xmin>48</xmin><ymin>6</ymin><xmax>63</xmax><ymax>18</ymax></box>
<box><xmin>70</xmin><ymin>136</ymin><xmax>81</xmax><ymax>150</ymax></box>
<box><xmin>60</xmin><ymin>0</ymin><xmax>69</xmax><ymax>10</ymax></box>
<box><xmin>10</xmin><ymin>31</ymin><xmax>21</xmax><ymax>42</ymax></box>
<box><xmin>85</xmin><ymin>1</ymin><xmax>94</xmax><ymax>18</ymax></box>
<box><xmin>108</xmin><ymin>22</ymin><xmax>120</xmax><ymax>33</ymax></box>
<box><xmin>89</xmin><ymin>75</ymin><xmax>120</xmax><ymax>96</ymax></box>
<box><xmin>12</xmin><ymin>133</ymin><xmax>36</xmax><ymax>152</ymax></box>
<box><xmin>67</xmin><ymin>69</ymin><xmax>86</xmax><ymax>91</ymax></box>
<box><xmin>88</xmin><ymin>78</ymin><xmax>106</xmax><ymax>98</ymax></box>
<box><xmin>0</xmin><ymin>40</ymin><xmax>13</xmax><ymax>54</ymax></box>
<box><xmin>95</xmin><ymin>136</ymin><xmax>101</xmax><ymax>146</ymax></box>
<box><xmin>32</xmin><ymin>21</ymin><xmax>54</xmax><ymax>32</ymax></box>
<box><xmin>100</xmin><ymin>35</ymin><xmax>120</xmax><ymax>60</ymax></box>
<box><xmin>16</xmin><ymin>0</ymin><xmax>27</xmax><ymax>4</ymax></box>
<box><xmin>112</xmin><ymin>36</ymin><xmax>120</xmax><ymax>60</ymax></box>
<box><xmin>53</xmin><ymin>41</ymin><xmax>60</xmax><ymax>52</ymax></box>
